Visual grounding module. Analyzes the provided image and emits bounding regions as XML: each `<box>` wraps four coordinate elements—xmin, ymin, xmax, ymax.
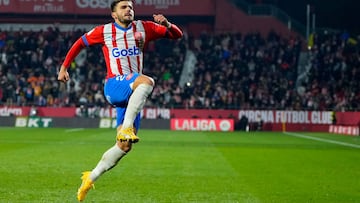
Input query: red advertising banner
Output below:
<box><xmin>84</xmin><ymin>107</ymin><xmax>170</xmax><ymax>119</ymax></box>
<box><xmin>0</xmin><ymin>0</ymin><xmax>216</xmax><ymax>15</ymax></box>
<box><xmin>171</xmin><ymin>109</ymin><xmax>237</xmax><ymax>119</ymax></box>
<box><xmin>171</xmin><ymin>109</ymin><xmax>335</xmax><ymax>124</ymax></box>
<box><xmin>170</xmin><ymin>118</ymin><xmax>234</xmax><ymax>132</ymax></box>
<box><xmin>0</xmin><ymin>0</ymin><xmax>13</xmax><ymax>12</ymax></box>
<box><xmin>336</xmin><ymin>112</ymin><xmax>360</xmax><ymax>125</ymax></box>
<box><xmin>0</xmin><ymin>106</ymin><xmax>29</xmax><ymax>116</ymax></box>
<box><xmin>0</xmin><ymin>0</ymin><xmax>68</xmax><ymax>14</ymax></box>
<box><xmin>329</xmin><ymin>125</ymin><xmax>359</xmax><ymax>136</ymax></box>
<box><xmin>0</xmin><ymin>106</ymin><xmax>76</xmax><ymax>117</ymax></box>
<box><xmin>264</xmin><ymin>123</ymin><xmax>330</xmax><ymax>132</ymax></box>
<box><xmin>170</xmin><ymin>109</ymin><xmax>360</xmax><ymax>126</ymax></box>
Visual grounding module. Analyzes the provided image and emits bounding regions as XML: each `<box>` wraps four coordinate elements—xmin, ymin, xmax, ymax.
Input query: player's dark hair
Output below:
<box><xmin>111</xmin><ymin>0</ymin><xmax>134</xmax><ymax>12</ymax></box>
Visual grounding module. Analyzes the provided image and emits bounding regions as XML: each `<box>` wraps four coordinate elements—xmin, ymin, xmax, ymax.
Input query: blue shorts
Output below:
<box><xmin>104</xmin><ymin>73</ymin><xmax>141</xmax><ymax>130</ymax></box>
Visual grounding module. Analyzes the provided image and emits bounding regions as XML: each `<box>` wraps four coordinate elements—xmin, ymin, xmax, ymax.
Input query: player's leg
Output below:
<box><xmin>86</xmin><ymin>116</ymin><xmax>140</xmax><ymax>182</ymax></box>
<box><xmin>77</xmin><ymin>140</ymin><xmax>132</xmax><ymax>202</ymax></box>
<box><xmin>119</xmin><ymin>74</ymin><xmax>154</xmax><ymax>142</ymax></box>
<box><xmin>88</xmin><ymin>125</ymin><xmax>136</xmax><ymax>183</ymax></box>
<box><xmin>76</xmin><ymin>107</ymin><xmax>141</xmax><ymax>201</ymax></box>
<box><xmin>89</xmin><ymin>108</ymin><xmax>141</xmax><ymax>181</ymax></box>
<box><xmin>87</xmin><ymin>75</ymin><xmax>142</xmax><ymax>180</ymax></box>
<box><xmin>77</xmin><ymin>141</ymin><xmax>130</xmax><ymax>201</ymax></box>
<box><xmin>77</xmin><ymin>76</ymin><xmax>135</xmax><ymax>202</ymax></box>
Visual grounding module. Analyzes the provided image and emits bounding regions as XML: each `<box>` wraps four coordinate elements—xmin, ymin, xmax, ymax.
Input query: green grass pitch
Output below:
<box><xmin>1</xmin><ymin>128</ymin><xmax>360</xmax><ymax>203</ymax></box>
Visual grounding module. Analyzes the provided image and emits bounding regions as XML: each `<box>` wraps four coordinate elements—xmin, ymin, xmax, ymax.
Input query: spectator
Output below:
<box><xmin>0</xmin><ymin>27</ymin><xmax>358</xmax><ymax>111</ymax></box>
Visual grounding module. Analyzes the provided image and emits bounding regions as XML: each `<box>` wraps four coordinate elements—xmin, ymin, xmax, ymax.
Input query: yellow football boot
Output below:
<box><xmin>77</xmin><ymin>171</ymin><xmax>94</xmax><ymax>202</ymax></box>
<box><xmin>116</xmin><ymin>127</ymin><xmax>139</xmax><ymax>143</ymax></box>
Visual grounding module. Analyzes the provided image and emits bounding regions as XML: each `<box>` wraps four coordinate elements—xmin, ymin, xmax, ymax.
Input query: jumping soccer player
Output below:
<box><xmin>57</xmin><ymin>0</ymin><xmax>183</xmax><ymax>201</ymax></box>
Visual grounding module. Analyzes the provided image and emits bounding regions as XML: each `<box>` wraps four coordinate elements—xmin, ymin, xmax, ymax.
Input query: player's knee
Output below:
<box><xmin>142</xmin><ymin>75</ymin><xmax>155</xmax><ymax>86</ymax></box>
<box><xmin>117</xmin><ymin>141</ymin><xmax>132</xmax><ymax>152</ymax></box>
<box><xmin>134</xmin><ymin>75</ymin><xmax>155</xmax><ymax>89</ymax></box>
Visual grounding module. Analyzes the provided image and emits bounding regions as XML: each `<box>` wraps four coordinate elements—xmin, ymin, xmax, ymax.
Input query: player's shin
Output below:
<box><xmin>90</xmin><ymin>144</ymin><xmax>127</xmax><ymax>181</ymax></box>
<box><xmin>122</xmin><ymin>83</ymin><xmax>153</xmax><ymax>128</ymax></box>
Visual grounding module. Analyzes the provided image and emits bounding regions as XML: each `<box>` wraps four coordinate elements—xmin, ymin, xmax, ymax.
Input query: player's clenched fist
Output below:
<box><xmin>153</xmin><ymin>14</ymin><xmax>171</xmax><ymax>28</ymax></box>
<box><xmin>57</xmin><ymin>65</ymin><xmax>70</xmax><ymax>83</ymax></box>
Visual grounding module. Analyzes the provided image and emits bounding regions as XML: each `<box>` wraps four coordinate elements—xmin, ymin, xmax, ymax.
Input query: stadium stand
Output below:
<box><xmin>0</xmin><ymin>0</ymin><xmax>358</xmax><ymax>112</ymax></box>
<box><xmin>0</xmin><ymin>28</ymin><xmax>358</xmax><ymax>111</ymax></box>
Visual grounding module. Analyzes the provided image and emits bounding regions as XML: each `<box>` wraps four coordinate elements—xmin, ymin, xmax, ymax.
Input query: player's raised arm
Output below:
<box><xmin>153</xmin><ymin>14</ymin><xmax>183</xmax><ymax>39</ymax></box>
<box><xmin>57</xmin><ymin>37</ymin><xmax>86</xmax><ymax>83</ymax></box>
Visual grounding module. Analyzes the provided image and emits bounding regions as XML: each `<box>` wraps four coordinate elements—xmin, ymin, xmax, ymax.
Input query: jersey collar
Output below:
<box><xmin>113</xmin><ymin>22</ymin><xmax>133</xmax><ymax>32</ymax></box>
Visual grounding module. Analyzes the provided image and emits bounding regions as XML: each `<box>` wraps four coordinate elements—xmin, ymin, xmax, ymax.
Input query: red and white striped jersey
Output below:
<box><xmin>82</xmin><ymin>20</ymin><xmax>167</xmax><ymax>78</ymax></box>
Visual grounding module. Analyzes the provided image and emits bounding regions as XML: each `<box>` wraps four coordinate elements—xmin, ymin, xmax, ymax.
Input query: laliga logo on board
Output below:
<box><xmin>219</xmin><ymin>120</ymin><xmax>231</xmax><ymax>131</ymax></box>
<box><xmin>134</xmin><ymin>0</ymin><xmax>180</xmax><ymax>9</ymax></box>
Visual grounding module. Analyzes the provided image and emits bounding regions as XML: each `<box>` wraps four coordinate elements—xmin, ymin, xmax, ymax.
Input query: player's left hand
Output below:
<box><xmin>153</xmin><ymin>14</ymin><xmax>170</xmax><ymax>28</ymax></box>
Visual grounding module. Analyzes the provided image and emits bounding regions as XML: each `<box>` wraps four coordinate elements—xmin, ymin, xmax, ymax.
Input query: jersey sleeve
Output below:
<box><xmin>62</xmin><ymin>25</ymin><xmax>105</xmax><ymax>68</ymax></box>
<box><xmin>82</xmin><ymin>25</ymin><xmax>105</xmax><ymax>46</ymax></box>
<box><xmin>143</xmin><ymin>21</ymin><xmax>183</xmax><ymax>42</ymax></box>
<box><xmin>142</xmin><ymin>21</ymin><xmax>168</xmax><ymax>41</ymax></box>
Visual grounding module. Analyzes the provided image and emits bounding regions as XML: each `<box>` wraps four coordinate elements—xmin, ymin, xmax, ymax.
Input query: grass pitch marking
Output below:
<box><xmin>65</xmin><ymin>128</ymin><xmax>84</xmax><ymax>133</ymax></box>
<box><xmin>284</xmin><ymin>132</ymin><xmax>360</xmax><ymax>149</ymax></box>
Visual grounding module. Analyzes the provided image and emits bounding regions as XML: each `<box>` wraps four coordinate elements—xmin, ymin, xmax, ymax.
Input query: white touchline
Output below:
<box><xmin>65</xmin><ymin>128</ymin><xmax>84</xmax><ymax>133</ymax></box>
<box><xmin>284</xmin><ymin>132</ymin><xmax>360</xmax><ymax>149</ymax></box>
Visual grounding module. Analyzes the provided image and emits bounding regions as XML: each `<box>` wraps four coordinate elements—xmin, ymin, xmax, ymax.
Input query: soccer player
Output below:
<box><xmin>57</xmin><ymin>0</ymin><xmax>183</xmax><ymax>201</ymax></box>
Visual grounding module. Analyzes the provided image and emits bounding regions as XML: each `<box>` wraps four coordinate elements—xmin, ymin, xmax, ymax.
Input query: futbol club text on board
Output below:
<box><xmin>238</xmin><ymin>110</ymin><xmax>332</xmax><ymax>124</ymax></box>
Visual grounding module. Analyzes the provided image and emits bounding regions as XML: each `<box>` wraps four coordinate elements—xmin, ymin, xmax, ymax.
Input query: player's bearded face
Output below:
<box><xmin>119</xmin><ymin>12</ymin><xmax>133</xmax><ymax>24</ymax></box>
<box><xmin>116</xmin><ymin>2</ymin><xmax>134</xmax><ymax>24</ymax></box>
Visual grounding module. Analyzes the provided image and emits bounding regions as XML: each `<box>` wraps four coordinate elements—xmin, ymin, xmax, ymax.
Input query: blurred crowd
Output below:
<box><xmin>0</xmin><ymin>26</ymin><xmax>359</xmax><ymax>111</ymax></box>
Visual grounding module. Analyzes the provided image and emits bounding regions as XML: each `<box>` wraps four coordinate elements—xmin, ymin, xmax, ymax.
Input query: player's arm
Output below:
<box><xmin>152</xmin><ymin>14</ymin><xmax>183</xmax><ymax>39</ymax></box>
<box><xmin>164</xmin><ymin>22</ymin><xmax>183</xmax><ymax>39</ymax></box>
<box><xmin>58</xmin><ymin>38</ymin><xmax>85</xmax><ymax>83</ymax></box>
<box><xmin>58</xmin><ymin>26</ymin><xmax>104</xmax><ymax>83</ymax></box>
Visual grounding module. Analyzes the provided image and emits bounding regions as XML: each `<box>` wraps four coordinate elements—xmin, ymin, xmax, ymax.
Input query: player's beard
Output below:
<box><xmin>120</xmin><ymin>18</ymin><xmax>133</xmax><ymax>25</ymax></box>
<box><xmin>119</xmin><ymin>14</ymin><xmax>134</xmax><ymax>25</ymax></box>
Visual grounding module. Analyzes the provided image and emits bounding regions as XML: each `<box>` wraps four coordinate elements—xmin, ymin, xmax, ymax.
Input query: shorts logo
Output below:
<box><xmin>112</xmin><ymin>46</ymin><xmax>140</xmax><ymax>57</ymax></box>
<box><xmin>116</xmin><ymin>75</ymin><xmax>125</xmax><ymax>81</ymax></box>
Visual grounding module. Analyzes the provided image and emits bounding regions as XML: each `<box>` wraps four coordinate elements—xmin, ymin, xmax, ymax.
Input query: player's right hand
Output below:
<box><xmin>57</xmin><ymin>65</ymin><xmax>70</xmax><ymax>83</ymax></box>
<box><xmin>153</xmin><ymin>14</ymin><xmax>170</xmax><ymax>27</ymax></box>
